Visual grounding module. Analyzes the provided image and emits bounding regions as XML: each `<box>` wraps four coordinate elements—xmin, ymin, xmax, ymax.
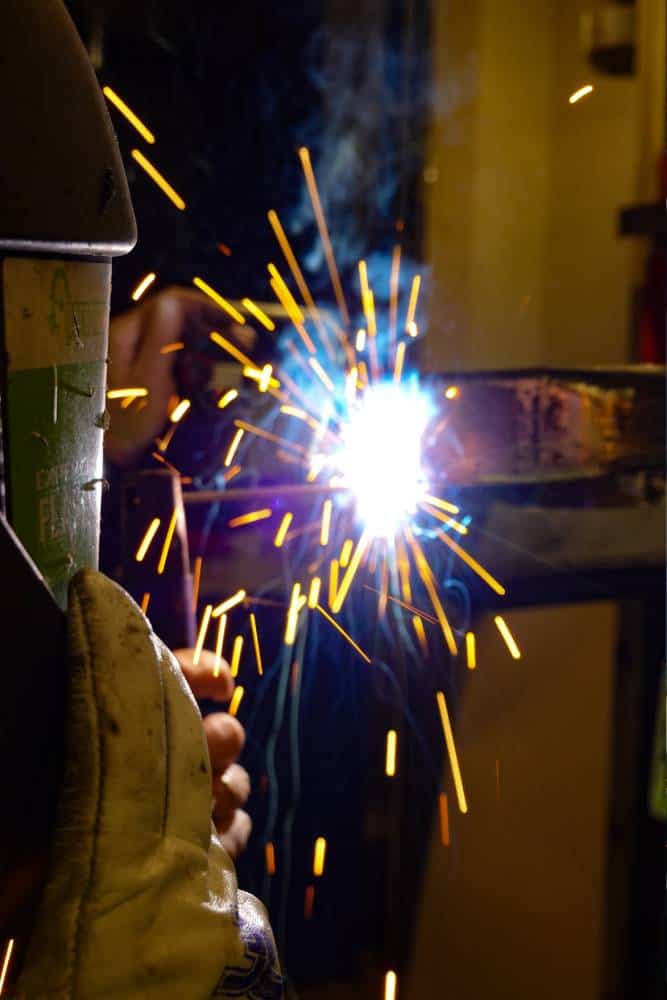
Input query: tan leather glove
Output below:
<box><xmin>18</xmin><ymin>569</ymin><xmax>282</xmax><ymax>999</ymax></box>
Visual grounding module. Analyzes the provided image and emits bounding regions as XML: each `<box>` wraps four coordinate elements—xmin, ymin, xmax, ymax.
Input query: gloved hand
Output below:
<box><xmin>18</xmin><ymin>569</ymin><xmax>282</xmax><ymax>999</ymax></box>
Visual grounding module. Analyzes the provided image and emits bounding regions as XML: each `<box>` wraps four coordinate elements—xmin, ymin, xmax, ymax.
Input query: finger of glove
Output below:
<box><xmin>66</xmin><ymin>570</ymin><xmax>167</xmax><ymax>858</ymax></box>
<box><xmin>213</xmin><ymin>763</ymin><xmax>251</xmax><ymax>822</ymax></box>
<box><xmin>203</xmin><ymin>712</ymin><xmax>244</xmax><ymax>774</ymax></box>
<box><xmin>174</xmin><ymin>648</ymin><xmax>234</xmax><ymax>702</ymax></box>
<box><xmin>216</xmin><ymin>809</ymin><xmax>252</xmax><ymax>860</ymax></box>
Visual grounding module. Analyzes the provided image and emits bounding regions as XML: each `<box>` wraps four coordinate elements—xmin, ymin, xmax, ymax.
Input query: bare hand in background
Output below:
<box><xmin>106</xmin><ymin>286</ymin><xmax>255</xmax><ymax>466</ymax></box>
<box><xmin>174</xmin><ymin>648</ymin><xmax>252</xmax><ymax>859</ymax></box>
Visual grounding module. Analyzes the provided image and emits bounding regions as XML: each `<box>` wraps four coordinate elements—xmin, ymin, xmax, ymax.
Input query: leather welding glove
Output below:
<box><xmin>18</xmin><ymin>568</ymin><xmax>282</xmax><ymax>999</ymax></box>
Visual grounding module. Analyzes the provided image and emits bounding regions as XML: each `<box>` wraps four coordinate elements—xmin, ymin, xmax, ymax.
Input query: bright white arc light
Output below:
<box><xmin>335</xmin><ymin>382</ymin><xmax>432</xmax><ymax>536</ymax></box>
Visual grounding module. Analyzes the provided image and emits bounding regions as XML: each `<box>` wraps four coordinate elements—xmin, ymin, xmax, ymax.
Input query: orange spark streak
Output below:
<box><xmin>249</xmin><ymin>612</ymin><xmax>263</xmax><ymax>675</ymax></box>
<box><xmin>304</xmin><ymin>885</ymin><xmax>315</xmax><ymax>919</ymax></box>
<box><xmin>107</xmin><ymin>387</ymin><xmax>148</xmax><ymax>400</ymax></box>
<box><xmin>213</xmin><ymin>614</ymin><xmax>227</xmax><ymax>677</ymax></box>
<box><xmin>265</xmin><ymin>842</ymin><xmax>276</xmax><ymax>875</ymax></box>
<box><xmin>157</xmin><ymin>506</ymin><xmax>180</xmax><ymax>575</ymax></box>
<box><xmin>233</xmin><ymin>418</ymin><xmax>308</xmax><ymax>456</ymax></box>
<box><xmin>389</xmin><ymin>244</ymin><xmax>401</xmax><ymax>352</ymax></box>
<box><xmin>422</xmin><ymin>493</ymin><xmax>460</xmax><ymax>515</ymax></box>
<box><xmin>103</xmin><ymin>86</ymin><xmax>155</xmax><ymax>143</ymax></box>
<box><xmin>385</xmin><ymin>729</ymin><xmax>397</xmax><ymax>777</ymax></box>
<box><xmin>445</xmin><ymin>385</ymin><xmax>459</xmax><ymax>400</ymax></box>
<box><xmin>193</xmin><ymin>605</ymin><xmax>213</xmax><ymax>666</ymax></box>
<box><xmin>331</xmin><ymin>531</ymin><xmax>371</xmax><ymax>614</ymax></box>
<box><xmin>436</xmin><ymin>690</ymin><xmax>468</xmax><ymax>813</ymax></box>
<box><xmin>339</xmin><ymin>538</ymin><xmax>353</xmax><ymax>568</ymax></box>
<box><xmin>298</xmin><ymin>146</ymin><xmax>350</xmax><ymax>326</ymax></box>
<box><xmin>393</xmin><ymin>341</ymin><xmax>406</xmax><ymax>383</ymax></box>
<box><xmin>438</xmin><ymin>792</ymin><xmax>451</xmax><ymax>846</ymax></box>
<box><xmin>228</xmin><ymin>684</ymin><xmax>244</xmax><ymax>716</ymax></box>
<box><xmin>420</xmin><ymin>503</ymin><xmax>468</xmax><ymax>535</ymax></box>
<box><xmin>135</xmin><ymin>517</ymin><xmax>161</xmax><ymax>562</ymax></box>
<box><xmin>224</xmin><ymin>464</ymin><xmax>242</xmax><ymax>483</ymax></box>
<box><xmin>315</xmin><ymin>604</ymin><xmax>371</xmax><ymax>663</ymax></box>
<box><xmin>404</xmin><ymin>527</ymin><xmax>457</xmax><ymax>655</ymax></box>
<box><xmin>307</xmin><ymin>576</ymin><xmax>321</xmax><ymax>609</ymax></box>
<box><xmin>320</xmin><ymin>499</ymin><xmax>332</xmax><ymax>546</ymax></box>
<box><xmin>230</xmin><ymin>635</ymin><xmax>244</xmax><ymax>678</ymax></box>
<box><xmin>209</xmin><ymin>331</ymin><xmax>253</xmax><ymax>367</ymax></box>
<box><xmin>155</xmin><ymin>422</ymin><xmax>178</xmax><ymax>453</ymax></box>
<box><xmin>0</xmin><ymin>938</ymin><xmax>15</xmax><ymax>995</ymax></box>
<box><xmin>241</xmin><ymin>297</ymin><xmax>276</xmax><ymax>331</ymax></box>
<box><xmin>313</xmin><ymin>836</ymin><xmax>327</xmax><ymax>876</ymax></box>
<box><xmin>192</xmin><ymin>556</ymin><xmax>203</xmax><ymax>612</ymax></box>
<box><xmin>363</xmin><ymin>584</ymin><xmax>438</xmax><ymax>625</ymax></box>
<box><xmin>309</xmin><ymin>357</ymin><xmax>334</xmax><ymax>392</ymax></box>
<box><xmin>224</xmin><ymin>428</ymin><xmax>244</xmax><ymax>467</ymax></box>
<box><xmin>169</xmin><ymin>398</ymin><xmax>191</xmax><ymax>423</ymax></box>
<box><xmin>405</xmin><ymin>273</ymin><xmax>421</xmax><ymax>332</ymax></box>
<box><xmin>159</xmin><ymin>340</ymin><xmax>184</xmax><ymax>354</ymax></box>
<box><xmin>218</xmin><ymin>388</ymin><xmax>239</xmax><ymax>409</ymax></box>
<box><xmin>212</xmin><ymin>589</ymin><xmax>247</xmax><ymax>618</ymax></box>
<box><xmin>328</xmin><ymin>559</ymin><xmax>339</xmax><ymax>609</ymax></box>
<box><xmin>131</xmin><ymin>272</ymin><xmax>157</xmax><ymax>301</ymax></box>
<box><xmin>412</xmin><ymin>614</ymin><xmax>429</xmax><ymax>657</ymax></box>
<box><xmin>437</xmin><ymin>529</ymin><xmax>506</xmax><ymax>596</ymax></box>
<box><xmin>227</xmin><ymin>508</ymin><xmax>273</xmax><ymax>528</ymax></box>
<box><xmin>465</xmin><ymin>631</ymin><xmax>476</xmax><ymax>670</ymax></box>
<box><xmin>132</xmin><ymin>149</ymin><xmax>185</xmax><ymax>210</ymax></box>
<box><xmin>140</xmin><ymin>592</ymin><xmax>151</xmax><ymax>614</ymax></box>
<box><xmin>494</xmin><ymin>616</ymin><xmax>521</xmax><ymax>659</ymax></box>
<box><xmin>274</xmin><ymin>512</ymin><xmax>294</xmax><ymax>548</ymax></box>
<box><xmin>193</xmin><ymin>278</ymin><xmax>245</xmax><ymax>323</ymax></box>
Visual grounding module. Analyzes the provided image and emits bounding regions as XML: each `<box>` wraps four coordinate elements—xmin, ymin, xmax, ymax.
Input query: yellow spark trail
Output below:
<box><xmin>274</xmin><ymin>512</ymin><xmax>293</xmax><ymax>548</ymax></box>
<box><xmin>385</xmin><ymin>729</ymin><xmax>397</xmax><ymax>777</ymax></box>
<box><xmin>315</xmin><ymin>605</ymin><xmax>371</xmax><ymax>664</ymax></box>
<box><xmin>422</xmin><ymin>493</ymin><xmax>460</xmax><ymax>515</ymax></box>
<box><xmin>420</xmin><ymin>503</ymin><xmax>468</xmax><ymax>535</ymax></box>
<box><xmin>228</xmin><ymin>685</ymin><xmax>244</xmax><ymax>716</ymax></box>
<box><xmin>224</xmin><ymin>428</ymin><xmax>244</xmax><ymax>467</ymax></box>
<box><xmin>384</xmin><ymin>971</ymin><xmax>397</xmax><ymax>1000</ymax></box>
<box><xmin>107</xmin><ymin>387</ymin><xmax>148</xmax><ymax>400</ymax></box>
<box><xmin>218</xmin><ymin>388</ymin><xmax>239</xmax><ymax>409</ymax></box>
<box><xmin>230</xmin><ymin>635</ymin><xmax>244</xmax><ymax>678</ymax></box>
<box><xmin>320</xmin><ymin>499</ymin><xmax>333</xmax><ymax>546</ymax></box>
<box><xmin>393</xmin><ymin>341</ymin><xmax>406</xmax><ymax>383</ymax></box>
<box><xmin>331</xmin><ymin>530</ymin><xmax>371</xmax><ymax>614</ymax></box>
<box><xmin>193</xmin><ymin>605</ymin><xmax>213</xmax><ymax>666</ymax></box>
<box><xmin>241</xmin><ymin>297</ymin><xmax>276</xmax><ymax>331</ymax></box>
<box><xmin>494</xmin><ymin>615</ymin><xmax>521</xmax><ymax>659</ymax></box>
<box><xmin>313</xmin><ymin>836</ymin><xmax>327</xmax><ymax>876</ymax></box>
<box><xmin>135</xmin><ymin>517</ymin><xmax>161</xmax><ymax>562</ymax></box>
<box><xmin>103</xmin><ymin>86</ymin><xmax>155</xmax><ymax>143</ymax></box>
<box><xmin>405</xmin><ymin>273</ymin><xmax>421</xmax><ymax>332</ymax></box>
<box><xmin>436</xmin><ymin>529</ymin><xmax>506</xmax><ymax>596</ymax></box>
<box><xmin>328</xmin><ymin>559</ymin><xmax>339</xmax><ymax>609</ymax></box>
<box><xmin>131</xmin><ymin>272</ymin><xmax>156</xmax><ymax>301</ymax></box>
<box><xmin>249</xmin><ymin>612</ymin><xmax>263</xmax><ymax>675</ymax></box>
<box><xmin>307</xmin><ymin>576</ymin><xmax>321</xmax><ymax>608</ymax></box>
<box><xmin>404</xmin><ymin>527</ymin><xmax>457</xmax><ymax>655</ymax></box>
<box><xmin>132</xmin><ymin>149</ymin><xmax>185</xmax><ymax>210</ymax></box>
<box><xmin>436</xmin><ymin>690</ymin><xmax>468</xmax><ymax>814</ymax></box>
<box><xmin>193</xmin><ymin>279</ymin><xmax>245</xmax><ymax>324</ymax></box>
<box><xmin>212</xmin><ymin>589</ymin><xmax>247</xmax><ymax>618</ymax></box>
<box><xmin>169</xmin><ymin>398</ymin><xmax>191</xmax><ymax>423</ymax></box>
<box><xmin>227</xmin><ymin>508</ymin><xmax>273</xmax><ymax>528</ymax></box>
<box><xmin>210</xmin><ymin>331</ymin><xmax>253</xmax><ymax>366</ymax></box>
<box><xmin>412</xmin><ymin>614</ymin><xmax>429</xmax><ymax>657</ymax></box>
<box><xmin>157</xmin><ymin>506</ymin><xmax>180</xmax><ymax>575</ymax></box>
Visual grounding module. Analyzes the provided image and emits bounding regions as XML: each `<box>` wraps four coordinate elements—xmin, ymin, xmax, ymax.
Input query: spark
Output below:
<box><xmin>230</xmin><ymin>635</ymin><xmax>244</xmax><ymax>678</ymax></box>
<box><xmin>155</xmin><ymin>422</ymin><xmax>178</xmax><ymax>453</ymax></box>
<box><xmin>0</xmin><ymin>939</ymin><xmax>14</xmax><ymax>995</ymax></box>
<box><xmin>210</xmin><ymin>331</ymin><xmax>253</xmax><ymax>367</ymax></box>
<box><xmin>405</xmin><ymin>527</ymin><xmax>457</xmax><ymax>655</ymax></box>
<box><xmin>384</xmin><ymin>971</ymin><xmax>397</xmax><ymax>1000</ymax></box>
<box><xmin>405</xmin><ymin>274</ymin><xmax>421</xmax><ymax>332</ymax></box>
<box><xmin>406</xmin><ymin>320</ymin><xmax>418</xmax><ymax>338</ymax></box>
<box><xmin>140</xmin><ymin>592</ymin><xmax>151</xmax><ymax>614</ymax></box>
<box><xmin>224</xmin><ymin>464</ymin><xmax>242</xmax><ymax>482</ymax></box>
<box><xmin>265</xmin><ymin>841</ymin><xmax>276</xmax><ymax>875</ymax></box>
<box><xmin>268</xmin><ymin>263</ymin><xmax>316</xmax><ymax>353</ymax></box>
<box><xmin>284</xmin><ymin>582</ymin><xmax>303</xmax><ymax>646</ymax></box>
<box><xmin>328</xmin><ymin>559</ymin><xmax>339</xmax><ymax>608</ymax></box>
<box><xmin>438</xmin><ymin>793</ymin><xmax>451</xmax><ymax>846</ymax></box>
<box><xmin>444</xmin><ymin>385</ymin><xmax>459</xmax><ymax>400</ymax></box>
<box><xmin>169</xmin><ymin>398</ymin><xmax>191</xmax><ymax>423</ymax></box>
<box><xmin>224</xmin><ymin>428</ymin><xmax>244</xmax><ymax>467</ymax></box>
<box><xmin>103</xmin><ymin>86</ymin><xmax>155</xmax><ymax>143</ymax></box>
<box><xmin>213</xmin><ymin>614</ymin><xmax>227</xmax><ymax>677</ymax></box>
<box><xmin>193</xmin><ymin>278</ymin><xmax>245</xmax><ymax>324</ymax></box>
<box><xmin>315</xmin><ymin>604</ymin><xmax>371</xmax><ymax>664</ymax></box>
<box><xmin>331</xmin><ymin>530</ymin><xmax>371</xmax><ymax>614</ymax></box>
<box><xmin>422</xmin><ymin>494</ymin><xmax>459</xmax><ymax>515</ymax></box>
<box><xmin>304</xmin><ymin>885</ymin><xmax>315</xmax><ymax>920</ymax></box>
<box><xmin>249</xmin><ymin>612</ymin><xmax>263</xmax><ymax>675</ymax></box>
<box><xmin>569</xmin><ymin>84</ymin><xmax>593</xmax><ymax>104</ymax></box>
<box><xmin>243</xmin><ymin>364</ymin><xmax>278</xmax><ymax>392</ymax></box>
<box><xmin>378</xmin><ymin>555</ymin><xmax>389</xmax><ymax>620</ymax></box>
<box><xmin>385</xmin><ymin>729</ymin><xmax>398</xmax><ymax>777</ymax></box>
<box><xmin>274</xmin><ymin>512</ymin><xmax>293</xmax><ymax>548</ymax></box>
<box><xmin>421</xmin><ymin>503</ymin><xmax>468</xmax><ymax>535</ymax></box>
<box><xmin>339</xmin><ymin>538</ymin><xmax>353</xmax><ymax>568</ymax></box>
<box><xmin>437</xmin><ymin>529</ymin><xmax>506</xmax><ymax>596</ymax></box>
<box><xmin>227</xmin><ymin>508</ymin><xmax>272</xmax><ymax>529</ymax></box>
<box><xmin>218</xmin><ymin>388</ymin><xmax>239</xmax><ymax>409</ymax></box>
<box><xmin>228</xmin><ymin>684</ymin><xmax>244</xmax><ymax>716</ymax></box>
<box><xmin>465</xmin><ymin>631</ymin><xmax>476</xmax><ymax>670</ymax></box>
<box><xmin>212</xmin><ymin>589</ymin><xmax>247</xmax><ymax>618</ymax></box>
<box><xmin>157</xmin><ymin>506</ymin><xmax>180</xmax><ymax>575</ymax></box>
<box><xmin>233</xmin><ymin>419</ymin><xmax>308</xmax><ymax>456</ymax></box>
<box><xmin>312</xmin><ymin>836</ymin><xmax>327</xmax><ymax>876</ymax></box>
<box><xmin>355</xmin><ymin>328</ymin><xmax>366</xmax><ymax>351</ymax></box>
<box><xmin>389</xmin><ymin>243</ymin><xmax>401</xmax><ymax>351</ymax></box>
<box><xmin>135</xmin><ymin>517</ymin><xmax>161</xmax><ymax>562</ymax></box>
<box><xmin>298</xmin><ymin>146</ymin><xmax>350</xmax><ymax>326</ymax></box>
<box><xmin>131</xmin><ymin>149</ymin><xmax>185</xmax><ymax>210</ymax></box>
<box><xmin>241</xmin><ymin>297</ymin><xmax>276</xmax><ymax>331</ymax></box>
<box><xmin>396</xmin><ymin>535</ymin><xmax>413</xmax><ymax>603</ymax></box>
<box><xmin>107</xmin><ymin>387</ymin><xmax>148</xmax><ymax>400</ymax></box>
<box><xmin>131</xmin><ymin>272</ymin><xmax>157</xmax><ymax>301</ymax></box>
<box><xmin>307</xmin><ymin>576</ymin><xmax>321</xmax><ymax>608</ymax></box>
<box><xmin>192</xmin><ymin>556</ymin><xmax>203</xmax><ymax>612</ymax></box>
<box><xmin>412</xmin><ymin>615</ymin><xmax>429</xmax><ymax>657</ymax></box>
<box><xmin>494</xmin><ymin>615</ymin><xmax>521</xmax><ymax>659</ymax></box>
<box><xmin>320</xmin><ymin>499</ymin><xmax>333</xmax><ymax>546</ymax></box>
<box><xmin>160</xmin><ymin>340</ymin><xmax>184</xmax><ymax>354</ymax></box>
<box><xmin>309</xmin><ymin>357</ymin><xmax>334</xmax><ymax>392</ymax></box>
<box><xmin>193</xmin><ymin>604</ymin><xmax>213</xmax><ymax>666</ymax></box>
<box><xmin>393</xmin><ymin>341</ymin><xmax>406</xmax><ymax>383</ymax></box>
<box><xmin>436</xmin><ymin>690</ymin><xmax>468</xmax><ymax>814</ymax></box>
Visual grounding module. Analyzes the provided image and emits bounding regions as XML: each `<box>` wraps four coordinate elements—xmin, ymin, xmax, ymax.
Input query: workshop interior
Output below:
<box><xmin>0</xmin><ymin>0</ymin><xmax>665</xmax><ymax>998</ymax></box>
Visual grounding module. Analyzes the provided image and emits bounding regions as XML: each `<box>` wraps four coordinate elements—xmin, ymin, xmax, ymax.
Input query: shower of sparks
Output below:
<box><xmin>213</xmin><ymin>614</ymin><xmax>227</xmax><ymax>677</ymax></box>
<box><xmin>436</xmin><ymin>691</ymin><xmax>468</xmax><ymax>814</ymax></box>
<box><xmin>385</xmin><ymin>729</ymin><xmax>398</xmax><ymax>777</ymax></box>
<box><xmin>494</xmin><ymin>616</ymin><xmax>521</xmax><ymax>659</ymax></box>
<box><xmin>465</xmin><ymin>631</ymin><xmax>476</xmax><ymax>670</ymax></box>
<box><xmin>193</xmin><ymin>604</ymin><xmax>213</xmax><ymax>666</ymax></box>
<box><xmin>131</xmin><ymin>272</ymin><xmax>157</xmax><ymax>301</ymax></box>
<box><xmin>312</xmin><ymin>836</ymin><xmax>327</xmax><ymax>877</ymax></box>
<box><xmin>103</xmin><ymin>86</ymin><xmax>155</xmax><ymax>143</ymax></box>
<box><xmin>157</xmin><ymin>506</ymin><xmax>180</xmax><ymax>575</ymax></box>
<box><xmin>212</xmin><ymin>589</ymin><xmax>246</xmax><ymax>618</ymax></box>
<box><xmin>0</xmin><ymin>939</ymin><xmax>14</xmax><ymax>995</ymax></box>
<box><xmin>249</xmin><ymin>612</ymin><xmax>264</xmax><ymax>675</ymax></box>
<box><xmin>230</xmin><ymin>635</ymin><xmax>244</xmax><ymax>678</ymax></box>
<box><xmin>569</xmin><ymin>84</ymin><xmax>593</xmax><ymax>104</ymax></box>
<box><xmin>131</xmin><ymin>149</ymin><xmax>185</xmax><ymax>210</ymax></box>
<box><xmin>228</xmin><ymin>685</ymin><xmax>245</xmax><ymax>716</ymax></box>
<box><xmin>384</xmin><ymin>971</ymin><xmax>398</xmax><ymax>1000</ymax></box>
<box><xmin>135</xmin><ymin>517</ymin><xmax>161</xmax><ymax>562</ymax></box>
<box><xmin>193</xmin><ymin>278</ymin><xmax>245</xmax><ymax>323</ymax></box>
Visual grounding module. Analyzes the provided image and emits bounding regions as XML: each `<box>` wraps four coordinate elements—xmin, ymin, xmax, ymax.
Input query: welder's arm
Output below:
<box><xmin>105</xmin><ymin>287</ymin><xmax>255</xmax><ymax>466</ymax></box>
<box><xmin>18</xmin><ymin>569</ymin><xmax>282</xmax><ymax>999</ymax></box>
